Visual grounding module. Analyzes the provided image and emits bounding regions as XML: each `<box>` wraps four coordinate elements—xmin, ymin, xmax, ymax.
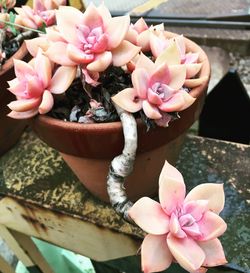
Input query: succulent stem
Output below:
<box><xmin>107</xmin><ymin>104</ymin><xmax>137</xmax><ymax>222</ymax></box>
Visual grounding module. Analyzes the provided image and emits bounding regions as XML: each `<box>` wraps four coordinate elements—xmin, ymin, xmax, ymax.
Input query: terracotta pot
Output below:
<box><xmin>31</xmin><ymin>33</ymin><xmax>210</xmax><ymax>202</ymax></box>
<box><xmin>0</xmin><ymin>43</ymin><xmax>29</xmax><ymax>156</ymax></box>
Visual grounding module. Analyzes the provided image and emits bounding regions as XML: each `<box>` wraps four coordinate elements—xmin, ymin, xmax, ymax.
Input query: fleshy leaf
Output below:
<box><xmin>131</xmin><ymin>68</ymin><xmax>149</xmax><ymax>99</ymax></box>
<box><xmin>141</xmin><ymin>234</ymin><xmax>173</xmax><ymax>273</ymax></box>
<box><xmin>142</xmin><ymin>100</ymin><xmax>162</xmax><ymax>119</ymax></box>
<box><xmin>167</xmin><ymin>234</ymin><xmax>205</xmax><ymax>272</ymax></box>
<box><xmin>106</xmin><ymin>15</ymin><xmax>130</xmax><ymax>49</ymax></box>
<box><xmin>129</xmin><ymin>197</ymin><xmax>170</xmax><ymax>235</ymax></box>
<box><xmin>159</xmin><ymin>161</ymin><xmax>185</xmax><ymax>216</ymax></box>
<box><xmin>38</xmin><ymin>90</ymin><xmax>54</xmax><ymax>114</ymax></box>
<box><xmin>49</xmin><ymin>66</ymin><xmax>77</xmax><ymax>94</ymax></box>
<box><xmin>196</xmin><ymin>211</ymin><xmax>227</xmax><ymax>241</ymax></box>
<box><xmin>87</xmin><ymin>51</ymin><xmax>112</xmax><ymax>72</ymax></box>
<box><xmin>155</xmin><ymin>41</ymin><xmax>181</xmax><ymax>66</ymax></box>
<box><xmin>185</xmin><ymin>183</ymin><xmax>225</xmax><ymax>214</ymax></box>
<box><xmin>111</xmin><ymin>88</ymin><xmax>142</xmax><ymax>113</ymax></box>
<box><xmin>112</xmin><ymin>40</ymin><xmax>141</xmax><ymax>67</ymax></box>
<box><xmin>198</xmin><ymin>239</ymin><xmax>227</xmax><ymax>267</ymax></box>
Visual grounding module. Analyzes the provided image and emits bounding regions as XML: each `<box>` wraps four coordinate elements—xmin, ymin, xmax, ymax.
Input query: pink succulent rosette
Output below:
<box><xmin>129</xmin><ymin>161</ymin><xmax>227</xmax><ymax>273</ymax></box>
<box><xmin>112</xmin><ymin>53</ymin><xmax>195</xmax><ymax>126</ymax></box>
<box><xmin>7</xmin><ymin>49</ymin><xmax>76</xmax><ymax>119</ymax></box>
<box><xmin>14</xmin><ymin>0</ymin><xmax>65</xmax><ymax>29</ymax></box>
<box><xmin>43</xmin><ymin>4</ymin><xmax>140</xmax><ymax>85</ymax></box>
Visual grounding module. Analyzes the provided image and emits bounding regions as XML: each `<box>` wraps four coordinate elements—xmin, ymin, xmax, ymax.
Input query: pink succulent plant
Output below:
<box><xmin>112</xmin><ymin>53</ymin><xmax>195</xmax><ymax>126</ymax></box>
<box><xmin>14</xmin><ymin>0</ymin><xmax>65</xmax><ymax>29</ymax></box>
<box><xmin>7</xmin><ymin>49</ymin><xmax>76</xmax><ymax>119</ymax></box>
<box><xmin>129</xmin><ymin>161</ymin><xmax>227</xmax><ymax>273</ymax></box>
<box><xmin>42</xmin><ymin>4</ymin><xmax>140</xmax><ymax>85</ymax></box>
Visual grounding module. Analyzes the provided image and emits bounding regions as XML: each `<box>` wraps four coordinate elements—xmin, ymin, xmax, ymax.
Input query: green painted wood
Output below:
<box><xmin>0</xmin><ymin>130</ymin><xmax>249</xmax><ymax>272</ymax></box>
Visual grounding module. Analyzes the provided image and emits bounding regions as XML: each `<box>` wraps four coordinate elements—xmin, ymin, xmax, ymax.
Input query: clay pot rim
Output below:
<box><xmin>0</xmin><ymin>42</ymin><xmax>27</xmax><ymax>77</ymax></box>
<box><xmin>34</xmin><ymin>32</ymin><xmax>210</xmax><ymax>133</ymax></box>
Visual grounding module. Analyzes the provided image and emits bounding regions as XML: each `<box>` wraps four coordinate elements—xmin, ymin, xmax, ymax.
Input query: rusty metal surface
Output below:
<box><xmin>148</xmin><ymin>0</ymin><xmax>250</xmax><ymax>18</ymax></box>
<box><xmin>0</xmin><ymin>130</ymin><xmax>249</xmax><ymax>270</ymax></box>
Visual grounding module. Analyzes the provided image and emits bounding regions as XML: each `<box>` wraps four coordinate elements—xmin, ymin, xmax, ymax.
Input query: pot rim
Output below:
<box><xmin>34</xmin><ymin>32</ymin><xmax>210</xmax><ymax>133</ymax></box>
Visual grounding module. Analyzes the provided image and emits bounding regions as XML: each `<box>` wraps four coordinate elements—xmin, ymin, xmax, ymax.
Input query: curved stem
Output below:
<box><xmin>107</xmin><ymin>104</ymin><xmax>137</xmax><ymax>222</ymax></box>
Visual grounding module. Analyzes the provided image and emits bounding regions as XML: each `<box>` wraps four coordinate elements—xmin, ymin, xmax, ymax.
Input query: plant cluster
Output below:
<box><xmin>4</xmin><ymin>3</ymin><xmax>227</xmax><ymax>273</ymax></box>
<box><xmin>6</xmin><ymin>3</ymin><xmax>207</xmax><ymax>128</ymax></box>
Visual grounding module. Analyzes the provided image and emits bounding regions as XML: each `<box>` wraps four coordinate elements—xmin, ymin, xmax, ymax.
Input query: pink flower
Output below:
<box><xmin>44</xmin><ymin>4</ymin><xmax>140</xmax><ymax>77</ymax></box>
<box><xmin>129</xmin><ymin>161</ymin><xmax>227</xmax><ymax>273</ymax></box>
<box><xmin>7</xmin><ymin>49</ymin><xmax>76</xmax><ymax>119</ymax></box>
<box><xmin>111</xmin><ymin>53</ymin><xmax>195</xmax><ymax>125</ymax></box>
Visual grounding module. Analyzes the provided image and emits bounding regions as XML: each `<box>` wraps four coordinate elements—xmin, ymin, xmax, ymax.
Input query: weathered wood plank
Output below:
<box><xmin>0</xmin><ymin>197</ymin><xmax>140</xmax><ymax>261</ymax></box>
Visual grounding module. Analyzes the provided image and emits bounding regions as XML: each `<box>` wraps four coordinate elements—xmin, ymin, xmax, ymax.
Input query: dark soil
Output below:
<box><xmin>49</xmin><ymin>66</ymin><xmax>134</xmax><ymax>123</ymax></box>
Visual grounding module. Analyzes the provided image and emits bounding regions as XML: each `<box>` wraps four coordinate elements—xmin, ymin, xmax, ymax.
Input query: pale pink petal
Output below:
<box><xmin>182</xmin><ymin>222</ymin><xmax>202</xmax><ymax>237</ymax></box>
<box><xmin>133</xmin><ymin>17</ymin><xmax>148</xmax><ymax>33</ymax></box>
<box><xmin>111</xmin><ymin>88</ymin><xmax>142</xmax><ymax>113</ymax></box>
<box><xmin>168</xmin><ymin>65</ymin><xmax>186</xmax><ymax>89</ymax></box>
<box><xmin>46</xmin><ymin>27</ymin><xmax>66</xmax><ymax>42</ymax></box>
<box><xmin>34</xmin><ymin>50</ymin><xmax>51</xmax><ymax>89</ymax></box>
<box><xmin>106</xmin><ymin>15</ymin><xmax>130</xmax><ymax>49</ymax></box>
<box><xmin>49</xmin><ymin>66</ymin><xmax>76</xmax><ymax>94</ymax></box>
<box><xmin>159</xmin><ymin>160</ymin><xmax>184</xmax><ymax>186</ymax></box>
<box><xmin>184</xmin><ymin>200</ymin><xmax>209</xmax><ymax>222</ymax></box>
<box><xmin>112</xmin><ymin>40</ymin><xmax>141</xmax><ymax>67</ymax></box>
<box><xmin>158</xmin><ymin>161</ymin><xmax>185</xmax><ymax>215</ymax></box>
<box><xmin>142</xmin><ymin>100</ymin><xmax>162</xmax><ymax>119</ymax></box>
<box><xmin>141</xmin><ymin>234</ymin><xmax>173</xmax><ymax>273</ymax></box>
<box><xmin>186</xmin><ymin>63</ymin><xmax>202</xmax><ymax>79</ymax></box>
<box><xmin>92</xmin><ymin>34</ymin><xmax>109</xmax><ymax>53</ymax></box>
<box><xmin>149</xmin><ymin>33</ymin><xmax>166</xmax><ymax>58</ymax></box>
<box><xmin>167</xmin><ymin>234</ymin><xmax>205</xmax><ymax>272</ymax></box>
<box><xmin>26</xmin><ymin>76</ymin><xmax>44</xmax><ymax>98</ymax></box>
<box><xmin>149</xmin><ymin>63</ymin><xmax>170</xmax><ymax>86</ymax></box>
<box><xmin>82</xmin><ymin>3</ymin><xmax>103</xmax><ymax>29</ymax></box>
<box><xmin>13</xmin><ymin>59</ymin><xmax>35</xmax><ymax>80</ymax></box>
<box><xmin>169</xmin><ymin>213</ymin><xmax>187</xmax><ymax>238</ymax></box>
<box><xmin>67</xmin><ymin>44</ymin><xmax>94</xmax><ymax>64</ymax></box>
<box><xmin>125</xmin><ymin>27</ymin><xmax>138</xmax><ymax>44</ymax></box>
<box><xmin>25</xmin><ymin>37</ymin><xmax>50</xmax><ymax>57</ymax></box>
<box><xmin>159</xmin><ymin>90</ymin><xmax>195</xmax><ymax>112</ymax></box>
<box><xmin>45</xmin><ymin>42</ymin><xmax>77</xmax><ymax>66</ymax></box>
<box><xmin>129</xmin><ymin>197</ymin><xmax>170</xmax><ymax>235</ymax></box>
<box><xmin>56</xmin><ymin>6</ymin><xmax>84</xmax><ymax>45</ymax></box>
<box><xmin>87</xmin><ymin>51</ymin><xmax>112</xmax><ymax>72</ymax></box>
<box><xmin>198</xmin><ymin>239</ymin><xmax>227</xmax><ymax>267</ymax></box>
<box><xmin>131</xmin><ymin>68</ymin><xmax>149</xmax><ymax>99</ymax></box>
<box><xmin>8</xmin><ymin>79</ymin><xmax>26</xmax><ymax>97</ymax></box>
<box><xmin>8</xmin><ymin>98</ymin><xmax>41</xmax><ymax>112</ymax></box>
<box><xmin>137</xmin><ymin>29</ymin><xmax>151</xmax><ymax>52</ymax></box>
<box><xmin>38</xmin><ymin>90</ymin><xmax>54</xmax><ymax>114</ymax></box>
<box><xmin>185</xmin><ymin>76</ymin><xmax>209</xmax><ymax>88</ymax></box>
<box><xmin>7</xmin><ymin>109</ymin><xmax>39</xmax><ymax>119</ymax></box>
<box><xmin>173</xmin><ymin>35</ymin><xmax>185</xmax><ymax>57</ymax></box>
<box><xmin>185</xmin><ymin>184</ymin><xmax>225</xmax><ymax>214</ymax></box>
<box><xmin>147</xmin><ymin>89</ymin><xmax>162</xmax><ymax>105</ymax></box>
<box><xmin>135</xmin><ymin>53</ymin><xmax>155</xmax><ymax>75</ymax></box>
<box><xmin>155</xmin><ymin>41</ymin><xmax>181</xmax><ymax>66</ymax></box>
<box><xmin>96</xmin><ymin>3</ymin><xmax>111</xmax><ymax>27</ymax></box>
<box><xmin>196</xmin><ymin>211</ymin><xmax>227</xmax><ymax>241</ymax></box>
<box><xmin>185</xmin><ymin>52</ymin><xmax>199</xmax><ymax>64</ymax></box>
